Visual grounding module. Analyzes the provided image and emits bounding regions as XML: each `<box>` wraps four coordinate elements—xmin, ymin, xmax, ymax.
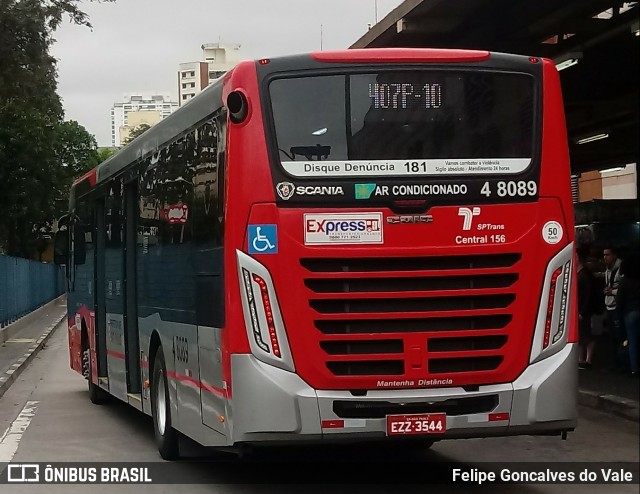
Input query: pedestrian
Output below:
<box><xmin>616</xmin><ymin>257</ymin><xmax>640</xmax><ymax>377</ymax></box>
<box><xmin>601</xmin><ymin>246</ymin><xmax>625</xmax><ymax>372</ymax></box>
<box><xmin>577</xmin><ymin>247</ymin><xmax>595</xmax><ymax>369</ymax></box>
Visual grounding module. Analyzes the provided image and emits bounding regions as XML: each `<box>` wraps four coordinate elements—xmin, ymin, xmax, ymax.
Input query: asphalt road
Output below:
<box><xmin>0</xmin><ymin>322</ymin><xmax>637</xmax><ymax>493</ymax></box>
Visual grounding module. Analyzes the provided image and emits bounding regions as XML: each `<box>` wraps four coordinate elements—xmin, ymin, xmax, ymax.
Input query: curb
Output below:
<box><xmin>0</xmin><ymin>314</ymin><xmax>66</xmax><ymax>400</ymax></box>
<box><xmin>578</xmin><ymin>389</ymin><xmax>640</xmax><ymax>422</ymax></box>
<box><xmin>0</xmin><ymin>295</ymin><xmax>66</xmax><ymax>344</ymax></box>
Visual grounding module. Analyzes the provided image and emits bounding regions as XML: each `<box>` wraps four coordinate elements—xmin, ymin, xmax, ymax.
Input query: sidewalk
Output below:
<box><xmin>0</xmin><ymin>295</ymin><xmax>66</xmax><ymax>399</ymax></box>
<box><xmin>576</xmin><ymin>331</ymin><xmax>639</xmax><ymax>422</ymax></box>
<box><xmin>578</xmin><ymin>368</ymin><xmax>639</xmax><ymax>421</ymax></box>
<box><xmin>0</xmin><ymin>299</ymin><xmax>638</xmax><ymax>422</ymax></box>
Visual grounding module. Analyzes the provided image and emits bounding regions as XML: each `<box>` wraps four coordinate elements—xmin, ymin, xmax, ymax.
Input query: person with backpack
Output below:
<box><xmin>577</xmin><ymin>247</ymin><xmax>596</xmax><ymax>369</ymax></box>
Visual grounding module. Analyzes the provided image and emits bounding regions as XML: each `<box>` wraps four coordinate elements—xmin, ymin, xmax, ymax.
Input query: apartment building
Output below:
<box><xmin>111</xmin><ymin>93</ymin><xmax>178</xmax><ymax>147</ymax></box>
<box><xmin>178</xmin><ymin>42</ymin><xmax>241</xmax><ymax>106</ymax></box>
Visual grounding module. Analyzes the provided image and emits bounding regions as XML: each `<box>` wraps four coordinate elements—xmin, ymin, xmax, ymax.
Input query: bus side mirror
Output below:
<box><xmin>74</xmin><ymin>225</ymin><xmax>87</xmax><ymax>265</ymax></box>
<box><xmin>54</xmin><ymin>230</ymin><xmax>69</xmax><ymax>265</ymax></box>
<box><xmin>227</xmin><ymin>91</ymin><xmax>248</xmax><ymax>124</ymax></box>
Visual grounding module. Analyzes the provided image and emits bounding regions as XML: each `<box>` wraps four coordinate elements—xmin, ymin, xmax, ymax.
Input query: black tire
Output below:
<box><xmin>151</xmin><ymin>347</ymin><xmax>180</xmax><ymax>460</ymax></box>
<box><xmin>85</xmin><ymin>348</ymin><xmax>108</xmax><ymax>405</ymax></box>
<box><xmin>385</xmin><ymin>439</ymin><xmax>435</xmax><ymax>456</ymax></box>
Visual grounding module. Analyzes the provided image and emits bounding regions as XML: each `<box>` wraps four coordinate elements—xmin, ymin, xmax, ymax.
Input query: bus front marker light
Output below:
<box><xmin>242</xmin><ymin>268</ymin><xmax>270</xmax><ymax>353</ymax></box>
<box><xmin>253</xmin><ymin>274</ymin><xmax>282</xmax><ymax>358</ymax></box>
<box><xmin>543</xmin><ymin>267</ymin><xmax>562</xmax><ymax>349</ymax></box>
<box><xmin>552</xmin><ymin>262</ymin><xmax>571</xmax><ymax>344</ymax></box>
<box><xmin>237</xmin><ymin>250</ymin><xmax>294</xmax><ymax>370</ymax></box>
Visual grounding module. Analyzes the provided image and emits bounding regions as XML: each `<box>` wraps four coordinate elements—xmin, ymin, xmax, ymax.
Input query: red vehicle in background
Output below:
<box><xmin>55</xmin><ymin>48</ymin><xmax>577</xmax><ymax>460</ymax></box>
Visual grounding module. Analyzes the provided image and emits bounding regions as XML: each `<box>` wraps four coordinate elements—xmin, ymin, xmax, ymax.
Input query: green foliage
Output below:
<box><xmin>53</xmin><ymin>119</ymin><xmax>100</xmax><ymax>214</ymax></box>
<box><xmin>0</xmin><ymin>0</ymin><xmax>113</xmax><ymax>258</ymax></box>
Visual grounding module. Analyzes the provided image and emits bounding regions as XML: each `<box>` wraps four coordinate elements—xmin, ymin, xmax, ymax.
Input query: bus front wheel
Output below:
<box><xmin>151</xmin><ymin>347</ymin><xmax>180</xmax><ymax>460</ymax></box>
<box><xmin>85</xmin><ymin>348</ymin><xmax>108</xmax><ymax>405</ymax></box>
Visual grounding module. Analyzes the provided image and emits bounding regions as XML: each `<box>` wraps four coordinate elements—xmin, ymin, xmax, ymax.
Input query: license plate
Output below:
<box><xmin>386</xmin><ymin>413</ymin><xmax>446</xmax><ymax>435</ymax></box>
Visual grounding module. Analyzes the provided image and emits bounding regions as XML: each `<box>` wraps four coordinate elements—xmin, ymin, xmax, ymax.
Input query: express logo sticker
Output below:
<box><xmin>304</xmin><ymin>213</ymin><xmax>383</xmax><ymax>245</ymax></box>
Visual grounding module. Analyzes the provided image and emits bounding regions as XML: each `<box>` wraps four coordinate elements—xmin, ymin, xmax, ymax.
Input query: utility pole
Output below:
<box><xmin>320</xmin><ymin>23</ymin><xmax>323</xmax><ymax>50</ymax></box>
<box><xmin>375</xmin><ymin>0</ymin><xmax>378</xmax><ymax>24</ymax></box>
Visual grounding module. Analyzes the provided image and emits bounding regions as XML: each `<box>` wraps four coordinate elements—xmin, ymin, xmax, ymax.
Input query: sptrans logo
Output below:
<box><xmin>304</xmin><ymin>213</ymin><xmax>383</xmax><ymax>245</ymax></box>
<box><xmin>458</xmin><ymin>207</ymin><xmax>481</xmax><ymax>230</ymax></box>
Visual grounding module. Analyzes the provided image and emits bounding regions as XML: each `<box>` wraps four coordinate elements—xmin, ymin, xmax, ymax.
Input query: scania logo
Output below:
<box><xmin>276</xmin><ymin>181</ymin><xmax>295</xmax><ymax>200</ymax></box>
<box><xmin>296</xmin><ymin>186</ymin><xmax>344</xmax><ymax>196</ymax></box>
<box><xmin>386</xmin><ymin>215</ymin><xmax>433</xmax><ymax>224</ymax></box>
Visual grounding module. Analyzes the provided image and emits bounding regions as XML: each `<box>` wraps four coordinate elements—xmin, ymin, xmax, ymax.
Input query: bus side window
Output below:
<box><xmin>192</xmin><ymin>113</ymin><xmax>225</xmax><ymax>328</ymax></box>
<box><xmin>74</xmin><ymin>222</ymin><xmax>87</xmax><ymax>265</ymax></box>
<box><xmin>216</xmin><ymin>113</ymin><xmax>226</xmax><ymax>239</ymax></box>
<box><xmin>54</xmin><ymin>223</ymin><xmax>69</xmax><ymax>267</ymax></box>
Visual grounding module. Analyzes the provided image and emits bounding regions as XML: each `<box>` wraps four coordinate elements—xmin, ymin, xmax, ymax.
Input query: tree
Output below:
<box><xmin>0</xmin><ymin>0</ymin><xmax>114</xmax><ymax>258</ymax></box>
<box><xmin>14</xmin><ymin>120</ymin><xmax>100</xmax><ymax>261</ymax></box>
<box><xmin>52</xmin><ymin>119</ymin><xmax>100</xmax><ymax>210</ymax></box>
<box><xmin>56</xmin><ymin>120</ymin><xmax>100</xmax><ymax>175</ymax></box>
<box><xmin>123</xmin><ymin>123</ymin><xmax>152</xmax><ymax>145</ymax></box>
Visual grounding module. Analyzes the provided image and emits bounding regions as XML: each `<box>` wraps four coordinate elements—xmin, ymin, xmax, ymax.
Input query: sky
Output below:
<box><xmin>50</xmin><ymin>0</ymin><xmax>403</xmax><ymax>146</ymax></box>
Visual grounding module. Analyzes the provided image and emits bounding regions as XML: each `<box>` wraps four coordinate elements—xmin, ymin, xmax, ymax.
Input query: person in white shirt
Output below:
<box><xmin>602</xmin><ymin>246</ymin><xmax>625</xmax><ymax>372</ymax></box>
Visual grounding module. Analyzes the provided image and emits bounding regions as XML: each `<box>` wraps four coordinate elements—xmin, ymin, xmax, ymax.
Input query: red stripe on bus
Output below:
<box><xmin>72</xmin><ymin>168</ymin><xmax>97</xmax><ymax>187</ymax></box>
<box><xmin>166</xmin><ymin>370</ymin><xmax>226</xmax><ymax>398</ymax></box>
<box><xmin>107</xmin><ymin>350</ymin><xmax>125</xmax><ymax>360</ymax></box>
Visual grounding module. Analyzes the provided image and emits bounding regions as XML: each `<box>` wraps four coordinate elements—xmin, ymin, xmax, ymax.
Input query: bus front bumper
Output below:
<box><xmin>228</xmin><ymin>343</ymin><xmax>578</xmax><ymax>444</ymax></box>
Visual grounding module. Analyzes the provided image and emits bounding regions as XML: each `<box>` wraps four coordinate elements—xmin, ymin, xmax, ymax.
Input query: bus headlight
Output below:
<box><xmin>530</xmin><ymin>242</ymin><xmax>574</xmax><ymax>363</ymax></box>
<box><xmin>236</xmin><ymin>250</ymin><xmax>294</xmax><ymax>371</ymax></box>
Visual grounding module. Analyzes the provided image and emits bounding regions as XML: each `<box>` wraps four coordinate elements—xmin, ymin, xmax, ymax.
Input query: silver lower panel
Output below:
<box><xmin>228</xmin><ymin>344</ymin><xmax>578</xmax><ymax>444</ymax></box>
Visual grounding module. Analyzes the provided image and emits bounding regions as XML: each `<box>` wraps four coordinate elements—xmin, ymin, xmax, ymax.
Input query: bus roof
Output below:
<box><xmin>70</xmin><ymin>47</ymin><xmax>533</xmax><ymax>202</ymax></box>
<box><xmin>92</xmin><ymin>77</ymin><xmax>225</xmax><ymax>188</ymax></box>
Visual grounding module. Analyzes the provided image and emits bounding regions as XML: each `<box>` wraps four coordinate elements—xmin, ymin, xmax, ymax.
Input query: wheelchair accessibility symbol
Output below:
<box><xmin>248</xmin><ymin>224</ymin><xmax>278</xmax><ymax>254</ymax></box>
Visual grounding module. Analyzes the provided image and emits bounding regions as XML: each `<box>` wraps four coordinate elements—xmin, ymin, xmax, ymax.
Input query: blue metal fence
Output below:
<box><xmin>0</xmin><ymin>255</ymin><xmax>65</xmax><ymax>327</ymax></box>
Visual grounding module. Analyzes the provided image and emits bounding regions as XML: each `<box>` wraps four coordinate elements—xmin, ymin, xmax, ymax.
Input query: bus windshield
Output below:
<box><xmin>269</xmin><ymin>70</ymin><xmax>536</xmax><ymax>178</ymax></box>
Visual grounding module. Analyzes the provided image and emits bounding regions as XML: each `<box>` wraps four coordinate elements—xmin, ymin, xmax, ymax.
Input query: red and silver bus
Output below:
<box><xmin>55</xmin><ymin>48</ymin><xmax>578</xmax><ymax>460</ymax></box>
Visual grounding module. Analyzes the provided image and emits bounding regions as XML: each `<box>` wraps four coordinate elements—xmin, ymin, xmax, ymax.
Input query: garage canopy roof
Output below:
<box><xmin>351</xmin><ymin>0</ymin><xmax>639</xmax><ymax>175</ymax></box>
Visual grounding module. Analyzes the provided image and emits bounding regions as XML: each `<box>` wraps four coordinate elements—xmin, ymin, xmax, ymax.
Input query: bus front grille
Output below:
<box><xmin>310</xmin><ymin>294</ymin><xmax>515</xmax><ymax>314</ymax></box>
<box><xmin>301</xmin><ymin>253</ymin><xmax>520</xmax><ymax>382</ymax></box>
<box><xmin>315</xmin><ymin>315</ymin><xmax>512</xmax><ymax>334</ymax></box>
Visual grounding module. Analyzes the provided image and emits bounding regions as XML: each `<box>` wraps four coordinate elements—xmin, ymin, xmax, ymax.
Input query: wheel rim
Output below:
<box><xmin>156</xmin><ymin>371</ymin><xmax>167</xmax><ymax>436</ymax></box>
<box><xmin>82</xmin><ymin>349</ymin><xmax>89</xmax><ymax>378</ymax></box>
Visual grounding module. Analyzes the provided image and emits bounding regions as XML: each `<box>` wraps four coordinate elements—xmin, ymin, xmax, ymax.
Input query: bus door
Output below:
<box><xmin>124</xmin><ymin>179</ymin><xmax>141</xmax><ymax>395</ymax></box>
<box><xmin>100</xmin><ymin>177</ymin><xmax>128</xmax><ymax>401</ymax></box>
<box><xmin>194</xmin><ymin>114</ymin><xmax>227</xmax><ymax>435</ymax></box>
<box><xmin>196</xmin><ymin>247</ymin><xmax>225</xmax><ymax>435</ymax></box>
<box><xmin>94</xmin><ymin>198</ymin><xmax>108</xmax><ymax>387</ymax></box>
